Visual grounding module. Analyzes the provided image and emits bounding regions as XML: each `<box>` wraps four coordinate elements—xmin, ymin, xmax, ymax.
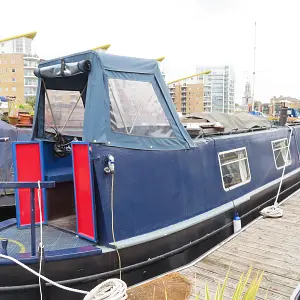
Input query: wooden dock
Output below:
<box><xmin>129</xmin><ymin>190</ymin><xmax>300</xmax><ymax>299</ymax></box>
<box><xmin>180</xmin><ymin>190</ymin><xmax>300</xmax><ymax>299</ymax></box>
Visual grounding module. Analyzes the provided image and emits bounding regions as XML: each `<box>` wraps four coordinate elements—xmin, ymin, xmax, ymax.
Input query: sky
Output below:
<box><xmin>1</xmin><ymin>0</ymin><xmax>300</xmax><ymax>104</ymax></box>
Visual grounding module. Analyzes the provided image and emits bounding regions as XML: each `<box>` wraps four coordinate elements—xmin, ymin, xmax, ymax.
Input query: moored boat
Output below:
<box><xmin>0</xmin><ymin>50</ymin><xmax>300</xmax><ymax>299</ymax></box>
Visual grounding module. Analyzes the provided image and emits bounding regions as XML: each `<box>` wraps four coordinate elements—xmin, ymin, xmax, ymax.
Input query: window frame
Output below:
<box><xmin>218</xmin><ymin>146</ymin><xmax>251</xmax><ymax>191</ymax></box>
<box><xmin>271</xmin><ymin>138</ymin><xmax>292</xmax><ymax>170</ymax></box>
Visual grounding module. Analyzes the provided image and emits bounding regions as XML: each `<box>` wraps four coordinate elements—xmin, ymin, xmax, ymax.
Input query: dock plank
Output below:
<box><xmin>177</xmin><ymin>190</ymin><xmax>300</xmax><ymax>299</ymax></box>
<box><xmin>132</xmin><ymin>190</ymin><xmax>300</xmax><ymax>299</ymax></box>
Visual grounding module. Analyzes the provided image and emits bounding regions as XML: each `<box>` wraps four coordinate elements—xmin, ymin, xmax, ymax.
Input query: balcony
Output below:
<box><xmin>23</xmin><ymin>54</ymin><xmax>40</xmax><ymax>61</ymax></box>
<box><xmin>24</xmin><ymin>74</ymin><xmax>36</xmax><ymax>78</ymax></box>
<box><xmin>24</xmin><ymin>93</ymin><xmax>36</xmax><ymax>97</ymax></box>
<box><xmin>24</xmin><ymin>61</ymin><xmax>38</xmax><ymax>68</ymax></box>
<box><xmin>24</xmin><ymin>84</ymin><xmax>37</xmax><ymax>87</ymax></box>
<box><xmin>24</xmin><ymin>65</ymin><xmax>37</xmax><ymax>69</ymax></box>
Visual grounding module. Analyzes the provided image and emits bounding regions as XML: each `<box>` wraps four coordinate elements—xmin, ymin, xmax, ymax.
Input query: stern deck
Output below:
<box><xmin>0</xmin><ymin>221</ymin><xmax>93</xmax><ymax>256</ymax></box>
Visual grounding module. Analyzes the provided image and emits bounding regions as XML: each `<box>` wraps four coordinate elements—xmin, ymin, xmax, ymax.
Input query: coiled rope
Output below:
<box><xmin>83</xmin><ymin>279</ymin><xmax>127</xmax><ymax>300</ymax></box>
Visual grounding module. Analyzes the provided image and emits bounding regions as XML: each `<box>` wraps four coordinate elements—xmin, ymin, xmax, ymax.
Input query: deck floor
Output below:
<box><xmin>49</xmin><ymin>215</ymin><xmax>77</xmax><ymax>233</ymax></box>
<box><xmin>0</xmin><ymin>223</ymin><xmax>93</xmax><ymax>255</ymax></box>
<box><xmin>180</xmin><ymin>191</ymin><xmax>300</xmax><ymax>299</ymax></box>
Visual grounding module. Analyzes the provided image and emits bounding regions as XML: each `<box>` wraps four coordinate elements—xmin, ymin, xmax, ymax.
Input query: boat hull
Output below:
<box><xmin>0</xmin><ymin>170</ymin><xmax>299</xmax><ymax>300</ymax></box>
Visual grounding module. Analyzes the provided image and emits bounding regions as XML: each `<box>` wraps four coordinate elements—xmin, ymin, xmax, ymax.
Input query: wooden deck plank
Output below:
<box><xmin>201</xmin><ymin>256</ymin><xmax>299</xmax><ymax>289</ymax></box>
<box><xmin>229</xmin><ymin>236</ymin><xmax>300</xmax><ymax>261</ymax></box>
<box><xmin>235</xmin><ymin>230</ymin><xmax>300</xmax><ymax>250</ymax></box>
<box><xmin>220</xmin><ymin>241</ymin><xmax>300</xmax><ymax>267</ymax></box>
<box><xmin>189</xmin><ymin>264</ymin><xmax>292</xmax><ymax>298</ymax></box>
<box><xmin>178</xmin><ymin>191</ymin><xmax>300</xmax><ymax>298</ymax></box>
<box><xmin>208</xmin><ymin>250</ymin><xmax>300</xmax><ymax>282</ymax></box>
<box><xmin>194</xmin><ymin>262</ymin><xmax>294</xmax><ymax>295</ymax></box>
<box><xmin>133</xmin><ymin>190</ymin><xmax>300</xmax><ymax>299</ymax></box>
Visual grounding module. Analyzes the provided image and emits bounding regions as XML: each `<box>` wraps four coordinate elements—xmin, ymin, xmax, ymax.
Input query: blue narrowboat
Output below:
<box><xmin>0</xmin><ymin>50</ymin><xmax>299</xmax><ymax>300</ymax></box>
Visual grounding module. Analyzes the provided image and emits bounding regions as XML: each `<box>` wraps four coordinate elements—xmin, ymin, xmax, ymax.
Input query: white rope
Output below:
<box><xmin>111</xmin><ymin>173</ymin><xmax>122</xmax><ymax>279</ymax></box>
<box><xmin>0</xmin><ymin>252</ymin><xmax>128</xmax><ymax>299</ymax></box>
<box><xmin>37</xmin><ymin>180</ymin><xmax>43</xmax><ymax>299</ymax></box>
<box><xmin>0</xmin><ymin>253</ymin><xmax>88</xmax><ymax>295</ymax></box>
<box><xmin>83</xmin><ymin>279</ymin><xmax>127</xmax><ymax>300</ymax></box>
<box><xmin>260</xmin><ymin>125</ymin><xmax>293</xmax><ymax>218</ymax></box>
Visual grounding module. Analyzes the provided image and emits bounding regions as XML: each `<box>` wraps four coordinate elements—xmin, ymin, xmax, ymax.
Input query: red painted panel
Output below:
<box><xmin>72</xmin><ymin>144</ymin><xmax>96</xmax><ymax>241</ymax></box>
<box><xmin>15</xmin><ymin>143</ymin><xmax>44</xmax><ymax>226</ymax></box>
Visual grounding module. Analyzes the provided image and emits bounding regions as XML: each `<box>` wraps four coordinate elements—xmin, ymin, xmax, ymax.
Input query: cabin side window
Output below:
<box><xmin>218</xmin><ymin>147</ymin><xmax>251</xmax><ymax>191</ymax></box>
<box><xmin>108</xmin><ymin>78</ymin><xmax>175</xmax><ymax>138</ymax></box>
<box><xmin>271</xmin><ymin>138</ymin><xmax>292</xmax><ymax>169</ymax></box>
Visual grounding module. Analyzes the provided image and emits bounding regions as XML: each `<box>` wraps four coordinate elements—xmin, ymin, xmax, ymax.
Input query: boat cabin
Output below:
<box><xmin>12</xmin><ymin>50</ymin><xmax>193</xmax><ymax>243</ymax></box>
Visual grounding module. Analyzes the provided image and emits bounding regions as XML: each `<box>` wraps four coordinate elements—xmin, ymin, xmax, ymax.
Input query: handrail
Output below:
<box><xmin>0</xmin><ymin>182</ymin><xmax>55</xmax><ymax>189</ymax></box>
<box><xmin>0</xmin><ymin>181</ymin><xmax>55</xmax><ymax>256</ymax></box>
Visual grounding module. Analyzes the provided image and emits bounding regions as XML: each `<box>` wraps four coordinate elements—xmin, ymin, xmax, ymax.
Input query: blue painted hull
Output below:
<box><xmin>0</xmin><ymin>171</ymin><xmax>299</xmax><ymax>300</ymax></box>
<box><xmin>1</xmin><ymin>126</ymin><xmax>300</xmax><ymax>299</ymax></box>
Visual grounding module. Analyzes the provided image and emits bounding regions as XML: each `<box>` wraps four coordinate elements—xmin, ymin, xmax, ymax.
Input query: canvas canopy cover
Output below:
<box><xmin>182</xmin><ymin>112</ymin><xmax>271</xmax><ymax>133</ymax></box>
<box><xmin>32</xmin><ymin>51</ymin><xmax>194</xmax><ymax>150</ymax></box>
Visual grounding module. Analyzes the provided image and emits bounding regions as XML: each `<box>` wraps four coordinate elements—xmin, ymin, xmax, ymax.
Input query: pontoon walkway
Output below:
<box><xmin>131</xmin><ymin>189</ymin><xmax>300</xmax><ymax>299</ymax></box>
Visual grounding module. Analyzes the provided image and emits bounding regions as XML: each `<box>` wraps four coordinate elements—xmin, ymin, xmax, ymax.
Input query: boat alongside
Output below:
<box><xmin>0</xmin><ymin>50</ymin><xmax>300</xmax><ymax>299</ymax></box>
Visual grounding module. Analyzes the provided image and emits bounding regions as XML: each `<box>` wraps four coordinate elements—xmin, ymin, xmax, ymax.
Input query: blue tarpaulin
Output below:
<box><xmin>0</xmin><ymin>121</ymin><xmax>32</xmax><ymax>201</ymax></box>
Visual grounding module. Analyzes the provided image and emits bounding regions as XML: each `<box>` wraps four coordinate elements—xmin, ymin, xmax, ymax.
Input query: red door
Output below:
<box><xmin>13</xmin><ymin>142</ymin><xmax>46</xmax><ymax>228</ymax></box>
<box><xmin>72</xmin><ymin>142</ymin><xmax>97</xmax><ymax>242</ymax></box>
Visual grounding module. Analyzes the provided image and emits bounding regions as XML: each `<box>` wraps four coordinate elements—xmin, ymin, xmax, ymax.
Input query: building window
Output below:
<box><xmin>12</xmin><ymin>87</ymin><xmax>16</xmax><ymax>92</ymax></box>
<box><xmin>15</xmin><ymin>39</ymin><xmax>24</xmax><ymax>53</ymax></box>
<box><xmin>12</xmin><ymin>68</ymin><xmax>16</xmax><ymax>73</ymax></box>
<box><xmin>1</xmin><ymin>43</ymin><xmax>4</xmax><ymax>47</ymax></box>
<box><xmin>271</xmin><ymin>138</ymin><xmax>292</xmax><ymax>169</ymax></box>
<box><xmin>0</xmin><ymin>88</ymin><xmax>2</xmax><ymax>92</ymax></box>
<box><xmin>4</xmin><ymin>88</ymin><xmax>8</xmax><ymax>92</ymax></box>
<box><xmin>218</xmin><ymin>147</ymin><xmax>251</xmax><ymax>191</ymax></box>
<box><xmin>5</xmin><ymin>78</ymin><xmax>8</xmax><ymax>82</ymax></box>
<box><xmin>11</xmin><ymin>60</ymin><xmax>15</xmax><ymax>65</ymax></box>
<box><xmin>3</xmin><ymin>60</ymin><xmax>7</xmax><ymax>64</ymax></box>
<box><xmin>12</xmin><ymin>78</ymin><xmax>16</xmax><ymax>82</ymax></box>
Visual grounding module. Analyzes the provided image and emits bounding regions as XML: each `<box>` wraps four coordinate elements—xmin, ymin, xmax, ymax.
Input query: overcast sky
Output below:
<box><xmin>1</xmin><ymin>0</ymin><xmax>299</xmax><ymax>103</ymax></box>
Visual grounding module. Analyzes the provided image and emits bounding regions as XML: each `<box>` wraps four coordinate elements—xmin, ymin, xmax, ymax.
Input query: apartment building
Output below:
<box><xmin>169</xmin><ymin>76</ymin><xmax>204</xmax><ymax>115</ymax></box>
<box><xmin>0</xmin><ymin>53</ymin><xmax>24</xmax><ymax>101</ymax></box>
<box><xmin>0</xmin><ymin>32</ymin><xmax>39</xmax><ymax>102</ymax></box>
<box><xmin>196</xmin><ymin>65</ymin><xmax>235</xmax><ymax>113</ymax></box>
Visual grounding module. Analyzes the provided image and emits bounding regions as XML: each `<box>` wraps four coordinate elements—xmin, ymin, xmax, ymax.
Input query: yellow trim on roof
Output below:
<box><xmin>91</xmin><ymin>44</ymin><xmax>111</xmax><ymax>51</ymax></box>
<box><xmin>156</xmin><ymin>56</ymin><xmax>165</xmax><ymax>62</ymax></box>
<box><xmin>0</xmin><ymin>31</ymin><xmax>37</xmax><ymax>43</ymax></box>
<box><xmin>168</xmin><ymin>70</ymin><xmax>211</xmax><ymax>85</ymax></box>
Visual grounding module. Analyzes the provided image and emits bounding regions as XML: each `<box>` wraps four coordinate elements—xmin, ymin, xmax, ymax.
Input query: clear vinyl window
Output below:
<box><xmin>108</xmin><ymin>78</ymin><xmax>174</xmax><ymax>138</ymax></box>
<box><xmin>271</xmin><ymin>138</ymin><xmax>292</xmax><ymax>169</ymax></box>
<box><xmin>218</xmin><ymin>147</ymin><xmax>251</xmax><ymax>191</ymax></box>
<box><xmin>45</xmin><ymin>90</ymin><xmax>85</xmax><ymax>137</ymax></box>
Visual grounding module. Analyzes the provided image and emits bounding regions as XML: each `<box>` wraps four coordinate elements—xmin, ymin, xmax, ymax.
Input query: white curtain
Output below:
<box><xmin>238</xmin><ymin>151</ymin><xmax>248</xmax><ymax>182</ymax></box>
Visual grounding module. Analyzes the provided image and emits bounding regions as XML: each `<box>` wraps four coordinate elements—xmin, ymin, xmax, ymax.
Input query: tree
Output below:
<box><xmin>26</xmin><ymin>96</ymin><xmax>36</xmax><ymax>110</ymax></box>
